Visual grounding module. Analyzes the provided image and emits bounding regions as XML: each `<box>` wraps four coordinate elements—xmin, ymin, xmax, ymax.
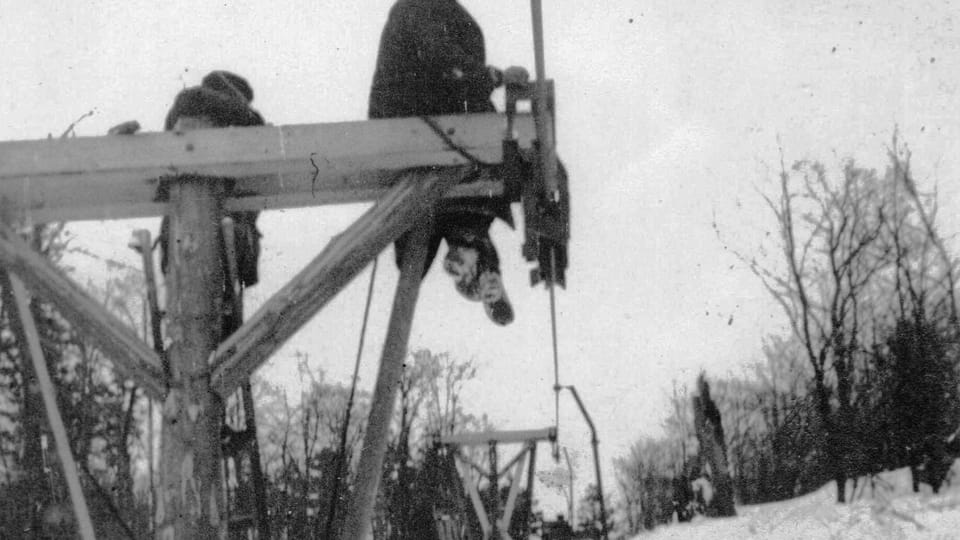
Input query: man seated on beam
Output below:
<box><xmin>369</xmin><ymin>0</ymin><xmax>519</xmax><ymax>326</ymax></box>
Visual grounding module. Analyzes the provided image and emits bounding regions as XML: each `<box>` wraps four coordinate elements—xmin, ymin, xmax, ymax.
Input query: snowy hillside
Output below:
<box><xmin>631</xmin><ymin>463</ymin><xmax>960</xmax><ymax>539</ymax></box>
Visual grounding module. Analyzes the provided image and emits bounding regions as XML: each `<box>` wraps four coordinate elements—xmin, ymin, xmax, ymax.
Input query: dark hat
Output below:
<box><xmin>202</xmin><ymin>70</ymin><xmax>255</xmax><ymax>103</ymax></box>
<box><xmin>164</xmin><ymin>71</ymin><xmax>264</xmax><ymax>131</ymax></box>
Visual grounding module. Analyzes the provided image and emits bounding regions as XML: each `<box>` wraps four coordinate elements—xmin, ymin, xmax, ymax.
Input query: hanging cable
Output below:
<box><xmin>548</xmin><ymin>246</ymin><xmax>561</xmax><ymax>460</ymax></box>
<box><xmin>323</xmin><ymin>256</ymin><xmax>379</xmax><ymax>538</ymax></box>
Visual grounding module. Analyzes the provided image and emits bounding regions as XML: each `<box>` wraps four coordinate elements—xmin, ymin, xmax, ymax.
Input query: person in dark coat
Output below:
<box><xmin>158</xmin><ymin>71</ymin><xmax>263</xmax><ymax>291</ymax></box>
<box><xmin>369</xmin><ymin>0</ymin><xmax>514</xmax><ymax>325</ymax></box>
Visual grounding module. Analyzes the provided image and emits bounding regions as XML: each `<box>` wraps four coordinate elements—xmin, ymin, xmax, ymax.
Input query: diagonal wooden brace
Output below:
<box><xmin>342</xmin><ymin>214</ymin><xmax>433</xmax><ymax>540</ymax></box>
<box><xmin>5</xmin><ymin>272</ymin><xmax>97</xmax><ymax>540</ymax></box>
<box><xmin>209</xmin><ymin>166</ymin><xmax>466</xmax><ymax>397</ymax></box>
<box><xmin>0</xmin><ymin>222</ymin><xmax>166</xmax><ymax>399</ymax></box>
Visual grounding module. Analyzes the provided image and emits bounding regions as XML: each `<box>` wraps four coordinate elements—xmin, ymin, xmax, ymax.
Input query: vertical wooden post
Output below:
<box><xmin>488</xmin><ymin>442</ymin><xmax>499</xmax><ymax>539</ymax></box>
<box><xmin>221</xmin><ymin>217</ymin><xmax>270</xmax><ymax>539</ymax></box>
<box><xmin>132</xmin><ymin>229</ymin><xmax>168</xmax><ymax>379</ymax></box>
<box><xmin>132</xmin><ymin>229</ymin><xmax>162</xmax><ymax>533</ymax></box>
<box><xmin>7</xmin><ymin>274</ymin><xmax>97</xmax><ymax>540</ymax></box>
<box><xmin>342</xmin><ymin>217</ymin><xmax>432</xmax><ymax>539</ymax></box>
<box><xmin>156</xmin><ymin>176</ymin><xmax>227</xmax><ymax>539</ymax></box>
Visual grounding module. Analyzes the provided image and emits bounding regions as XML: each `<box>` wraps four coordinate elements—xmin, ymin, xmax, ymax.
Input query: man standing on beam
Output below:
<box><xmin>369</xmin><ymin>0</ymin><xmax>517</xmax><ymax>326</ymax></box>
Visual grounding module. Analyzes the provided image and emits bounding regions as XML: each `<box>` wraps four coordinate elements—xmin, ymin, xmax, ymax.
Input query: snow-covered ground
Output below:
<box><xmin>631</xmin><ymin>463</ymin><xmax>960</xmax><ymax>539</ymax></box>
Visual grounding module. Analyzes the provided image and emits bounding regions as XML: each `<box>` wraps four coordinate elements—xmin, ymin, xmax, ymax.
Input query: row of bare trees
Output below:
<box><xmin>614</xmin><ymin>138</ymin><xmax>960</xmax><ymax>535</ymax></box>
<box><xmin>253</xmin><ymin>349</ymin><xmax>484</xmax><ymax>539</ymax></box>
<box><xmin>752</xmin><ymin>140</ymin><xmax>960</xmax><ymax>502</ymax></box>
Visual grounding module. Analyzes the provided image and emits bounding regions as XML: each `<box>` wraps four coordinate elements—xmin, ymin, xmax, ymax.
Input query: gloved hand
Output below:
<box><xmin>503</xmin><ymin>66</ymin><xmax>530</xmax><ymax>86</ymax></box>
<box><xmin>107</xmin><ymin>120</ymin><xmax>141</xmax><ymax>135</ymax></box>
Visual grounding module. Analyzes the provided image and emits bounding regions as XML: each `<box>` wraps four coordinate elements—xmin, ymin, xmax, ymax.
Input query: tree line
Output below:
<box><xmin>615</xmin><ymin>138</ymin><xmax>960</xmax><ymax>535</ymax></box>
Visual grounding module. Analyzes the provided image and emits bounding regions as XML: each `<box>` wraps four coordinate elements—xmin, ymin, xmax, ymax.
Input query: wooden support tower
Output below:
<box><xmin>439</xmin><ymin>428</ymin><xmax>556</xmax><ymax>540</ymax></box>
<box><xmin>0</xmin><ymin>72</ymin><xmax>565</xmax><ymax>537</ymax></box>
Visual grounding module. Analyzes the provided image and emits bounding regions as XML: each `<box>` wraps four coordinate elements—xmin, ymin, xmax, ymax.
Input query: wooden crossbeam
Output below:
<box><xmin>0</xmin><ymin>113</ymin><xmax>534</xmax><ymax>223</ymax></box>
<box><xmin>209</xmin><ymin>166</ymin><xmax>465</xmax><ymax>396</ymax></box>
<box><xmin>439</xmin><ymin>428</ymin><xmax>556</xmax><ymax>447</ymax></box>
<box><xmin>0</xmin><ymin>223</ymin><xmax>166</xmax><ymax>399</ymax></box>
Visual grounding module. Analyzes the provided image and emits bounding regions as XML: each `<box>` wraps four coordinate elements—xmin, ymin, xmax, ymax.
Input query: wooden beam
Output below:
<box><xmin>440</xmin><ymin>428</ymin><xmax>557</xmax><ymax>447</ymax></box>
<box><xmin>0</xmin><ymin>271</ymin><xmax>47</xmax><ymax>532</ymax></box>
<box><xmin>209</xmin><ymin>166</ymin><xmax>464</xmax><ymax>396</ymax></box>
<box><xmin>0</xmin><ymin>223</ymin><xmax>166</xmax><ymax>399</ymax></box>
<box><xmin>156</xmin><ymin>175</ymin><xmax>227</xmax><ymax>539</ymax></box>
<box><xmin>0</xmin><ymin>113</ymin><xmax>533</xmax><ymax>223</ymax></box>
<box><xmin>7</xmin><ymin>273</ymin><xmax>97</xmax><ymax>540</ymax></box>
<box><xmin>342</xmin><ymin>216</ymin><xmax>432</xmax><ymax>540</ymax></box>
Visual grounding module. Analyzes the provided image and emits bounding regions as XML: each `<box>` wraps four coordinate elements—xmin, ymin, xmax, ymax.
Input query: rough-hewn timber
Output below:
<box><xmin>0</xmin><ymin>113</ymin><xmax>533</xmax><ymax>223</ymax></box>
<box><xmin>342</xmin><ymin>215</ymin><xmax>433</xmax><ymax>540</ymax></box>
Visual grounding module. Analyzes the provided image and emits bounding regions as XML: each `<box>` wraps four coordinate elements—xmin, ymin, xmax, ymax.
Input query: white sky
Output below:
<box><xmin>2</xmin><ymin>0</ymin><xmax>959</xmax><ymax>516</ymax></box>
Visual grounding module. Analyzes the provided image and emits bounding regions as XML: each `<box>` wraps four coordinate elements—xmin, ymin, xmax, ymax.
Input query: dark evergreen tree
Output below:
<box><xmin>885</xmin><ymin>318</ymin><xmax>960</xmax><ymax>493</ymax></box>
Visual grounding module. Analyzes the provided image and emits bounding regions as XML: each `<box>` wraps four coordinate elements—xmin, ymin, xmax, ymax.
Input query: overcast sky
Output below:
<box><xmin>2</xmin><ymin>0</ymin><xmax>959</xmax><ymax>516</ymax></box>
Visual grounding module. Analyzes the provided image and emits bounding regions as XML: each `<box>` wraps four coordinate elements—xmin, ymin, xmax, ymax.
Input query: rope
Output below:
<box><xmin>323</xmin><ymin>256</ymin><xmax>379</xmax><ymax>538</ymax></box>
<box><xmin>419</xmin><ymin>115</ymin><xmax>496</xmax><ymax>168</ymax></box>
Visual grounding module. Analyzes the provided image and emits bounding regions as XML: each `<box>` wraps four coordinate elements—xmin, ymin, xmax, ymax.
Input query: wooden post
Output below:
<box><xmin>131</xmin><ymin>229</ymin><xmax>169</xmax><ymax>380</ymax></box>
<box><xmin>7</xmin><ymin>273</ymin><xmax>97</xmax><ymax>540</ymax></box>
<box><xmin>488</xmin><ymin>441</ymin><xmax>499</xmax><ymax>538</ymax></box>
<box><xmin>155</xmin><ymin>175</ymin><xmax>227</xmax><ymax>539</ymax></box>
<box><xmin>131</xmin><ymin>229</ymin><xmax>162</xmax><ymax>533</ymax></box>
<box><xmin>221</xmin><ymin>217</ymin><xmax>270</xmax><ymax>539</ymax></box>
<box><xmin>342</xmin><ymin>216</ymin><xmax>433</xmax><ymax>539</ymax></box>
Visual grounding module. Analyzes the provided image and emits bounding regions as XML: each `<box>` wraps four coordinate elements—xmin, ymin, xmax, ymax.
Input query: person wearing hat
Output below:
<box><xmin>369</xmin><ymin>0</ymin><xmax>515</xmax><ymax>326</ymax></box>
<box><xmin>157</xmin><ymin>71</ymin><xmax>264</xmax><ymax>304</ymax></box>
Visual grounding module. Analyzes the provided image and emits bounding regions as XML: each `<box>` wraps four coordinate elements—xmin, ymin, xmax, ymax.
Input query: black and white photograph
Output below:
<box><xmin>1</xmin><ymin>0</ymin><xmax>959</xmax><ymax>538</ymax></box>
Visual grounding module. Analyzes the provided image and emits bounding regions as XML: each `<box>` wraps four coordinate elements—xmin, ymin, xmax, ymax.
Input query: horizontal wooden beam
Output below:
<box><xmin>0</xmin><ymin>223</ymin><xmax>166</xmax><ymax>399</ymax></box>
<box><xmin>0</xmin><ymin>113</ymin><xmax>532</xmax><ymax>223</ymax></box>
<box><xmin>209</xmin><ymin>166</ymin><xmax>464</xmax><ymax>396</ymax></box>
<box><xmin>439</xmin><ymin>428</ymin><xmax>557</xmax><ymax>446</ymax></box>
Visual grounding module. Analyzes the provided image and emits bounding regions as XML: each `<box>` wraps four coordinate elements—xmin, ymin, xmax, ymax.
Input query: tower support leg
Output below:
<box><xmin>342</xmin><ymin>215</ymin><xmax>433</xmax><ymax>539</ymax></box>
<box><xmin>156</xmin><ymin>176</ymin><xmax>227</xmax><ymax>539</ymax></box>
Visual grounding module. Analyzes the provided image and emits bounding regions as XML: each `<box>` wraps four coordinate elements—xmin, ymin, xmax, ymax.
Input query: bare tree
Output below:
<box><xmin>745</xmin><ymin>153</ymin><xmax>891</xmax><ymax>502</ymax></box>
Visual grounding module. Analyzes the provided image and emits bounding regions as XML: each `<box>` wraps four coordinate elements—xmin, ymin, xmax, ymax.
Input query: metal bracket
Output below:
<box><xmin>506</xmin><ymin>80</ymin><xmax>569</xmax><ymax>288</ymax></box>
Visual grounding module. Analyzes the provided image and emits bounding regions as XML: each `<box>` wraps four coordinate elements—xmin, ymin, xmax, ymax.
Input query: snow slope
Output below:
<box><xmin>632</xmin><ymin>463</ymin><xmax>960</xmax><ymax>539</ymax></box>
